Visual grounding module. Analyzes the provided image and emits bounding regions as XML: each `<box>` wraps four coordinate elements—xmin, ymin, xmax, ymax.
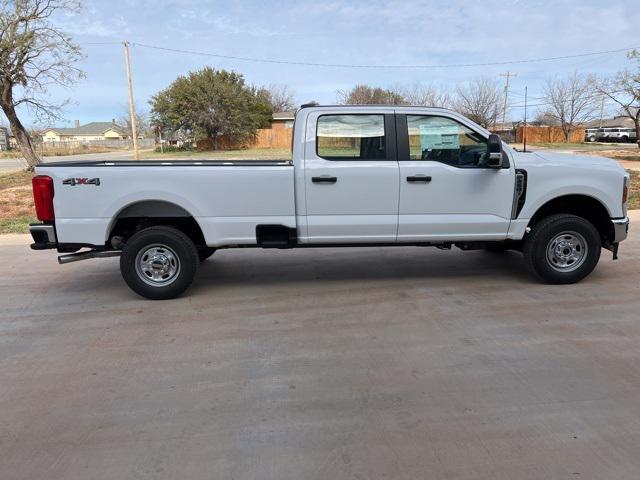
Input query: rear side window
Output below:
<box><xmin>317</xmin><ymin>114</ymin><xmax>386</xmax><ymax>160</ymax></box>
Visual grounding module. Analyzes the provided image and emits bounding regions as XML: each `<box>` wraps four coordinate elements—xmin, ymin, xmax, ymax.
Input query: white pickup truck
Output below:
<box><xmin>30</xmin><ymin>105</ymin><xmax>630</xmax><ymax>299</ymax></box>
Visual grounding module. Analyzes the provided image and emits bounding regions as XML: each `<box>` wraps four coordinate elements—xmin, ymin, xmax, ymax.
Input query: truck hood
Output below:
<box><xmin>513</xmin><ymin>149</ymin><xmax>626</xmax><ymax>175</ymax></box>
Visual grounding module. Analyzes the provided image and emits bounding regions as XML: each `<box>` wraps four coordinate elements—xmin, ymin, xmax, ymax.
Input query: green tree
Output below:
<box><xmin>0</xmin><ymin>0</ymin><xmax>83</xmax><ymax>167</ymax></box>
<box><xmin>150</xmin><ymin>67</ymin><xmax>272</xmax><ymax>149</ymax></box>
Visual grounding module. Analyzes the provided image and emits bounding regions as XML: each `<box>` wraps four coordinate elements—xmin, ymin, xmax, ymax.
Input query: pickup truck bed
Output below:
<box><xmin>37</xmin><ymin>160</ymin><xmax>296</xmax><ymax>247</ymax></box>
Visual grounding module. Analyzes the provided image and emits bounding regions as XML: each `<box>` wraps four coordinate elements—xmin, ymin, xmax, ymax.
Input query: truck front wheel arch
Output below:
<box><xmin>527</xmin><ymin>195</ymin><xmax>613</xmax><ymax>245</ymax></box>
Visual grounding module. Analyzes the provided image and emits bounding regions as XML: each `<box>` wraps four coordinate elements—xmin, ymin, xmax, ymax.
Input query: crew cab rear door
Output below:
<box><xmin>395</xmin><ymin>111</ymin><xmax>514</xmax><ymax>241</ymax></box>
<box><xmin>302</xmin><ymin>109</ymin><xmax>399</xmax><ymax>243</ymax></box>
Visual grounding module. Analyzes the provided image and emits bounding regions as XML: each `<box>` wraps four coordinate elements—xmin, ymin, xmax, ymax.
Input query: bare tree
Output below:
<box><xmin>533</xmin><ymin>110</ymin><xmax>560</xmax><ymax>126</ymax></box>
<box><xmin>453</xmin><ymin>78</ymin><xmax>501</xmax><ymax>128</ymax></box>
<box><xmin>541</xmin><ymin>72</ymin><xmax>598</xmax><ymax>142</ymax></box>
<box><xmin>592</xmin><ymin>50</ymin><xmax>640</xmax><ymax>148</ymax></box>
<box><xmin>337</xmin><ymin>84</ymin><xmax>406</xmax><ymax>105</ymax></box>
<box><xmin>119</xmin><ymin>106</ymin><xmax>150</xmax><ymax>138</ymax></box>
<box><xmin>263</xmin><ymin>84</ymin><xmax>296</xmax><ymax>112</ymax></box>
<box><xmin>402</xmin><ymin>84</ymin><xmax>451</xmax><ymax>108</ymax></box>
<box><xmin>0</xmin><ymin>0</ymin><xmax>83</xmax><ymax>167</ymax></box>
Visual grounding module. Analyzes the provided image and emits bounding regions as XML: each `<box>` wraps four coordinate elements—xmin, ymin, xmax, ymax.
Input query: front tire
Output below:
<box><xmin>120</xmin><ymin>226</ymin><xmax>199</xmax><ymax>299</ymax></box>
<box><xmin>523</xmin><ymin>214</ymin><xmax>601</xmax><ymax>284</ymax></box>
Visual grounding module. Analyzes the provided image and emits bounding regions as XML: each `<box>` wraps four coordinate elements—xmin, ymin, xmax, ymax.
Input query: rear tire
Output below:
<box><xmin>120</xmin><ymin>226</ymin><xmax>199</xmax><ymax>300</ymax></box>
<box><xmin>523</xmin><ymin>214</ymin><xmax>601</xmax><ymax>284</ymax></box>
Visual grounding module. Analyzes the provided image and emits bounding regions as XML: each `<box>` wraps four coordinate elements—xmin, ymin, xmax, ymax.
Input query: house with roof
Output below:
<box><xmin>271</xmin><ymin>111</ymin><xmax>295</xmax><ymax>130</ymax></box>
<box><xmin>42</xmin><ymin>120</ymin><xmax>128</xmax><ymax>143</ymax></box>
<box><xmin>584</xmin><ymin>115</ymin><xmax>636</xmax><ymax>130</ymax></box>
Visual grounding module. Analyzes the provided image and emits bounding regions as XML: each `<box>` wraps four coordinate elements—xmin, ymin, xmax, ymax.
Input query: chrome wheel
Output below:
<box><xmin>546</xmin><ymin>231</ymin><xmax>588</xmax><ymax>272</ymax></box>
<box><xmin>135</xmin><ymin>244</ymin><xmax>181</xmax><ymax>287</ymax></box>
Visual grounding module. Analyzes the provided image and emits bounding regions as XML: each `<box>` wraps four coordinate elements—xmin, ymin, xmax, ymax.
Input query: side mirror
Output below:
<box><xmin>486</xmin><ymin>134</ymin><xmax>503</xmax><ymax>168</ymax></box>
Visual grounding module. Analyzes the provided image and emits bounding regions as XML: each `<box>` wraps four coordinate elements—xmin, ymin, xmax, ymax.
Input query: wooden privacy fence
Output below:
<box><xmin>516</xmin><ymin>126</ymin><xmax>585</xmax><ymax>144</ymax></box>
<box><xmin>254</xmin><ymin>128</ymin><xmax>292</xmax><ymax>148</ymax></box>
<box><xmin>198</xmin><ymin>128</ymin><xmax>293</xmax><ymax>150</ymax></box>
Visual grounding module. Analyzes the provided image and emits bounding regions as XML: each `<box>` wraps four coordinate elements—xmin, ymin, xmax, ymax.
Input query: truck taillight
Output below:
<box><xmin>622</xmin><ymin>177</ymin><xmax>629</xmax><ymax>205</ymax></box>
<box><xmin>32</xmin><ymin>175</ymin><xmax>55</xmax><ymax>221</ymax></box>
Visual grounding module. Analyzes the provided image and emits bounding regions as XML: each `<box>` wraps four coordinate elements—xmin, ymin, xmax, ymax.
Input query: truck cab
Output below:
<box><xmin>297</xmin><ymin>106</ymin><xmax>515</xmax><ymax>243</ymax></box>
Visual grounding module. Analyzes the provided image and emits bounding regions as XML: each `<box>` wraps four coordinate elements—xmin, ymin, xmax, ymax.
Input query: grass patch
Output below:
<box><xmin>628</xmin><ymin>170</ymin><xmax>640</xmax><ymax>210</ymax></box>
<box><xmin>530</xmin><ymin>142</ymin><xmax>640</xmax><ymax>152</ymax></box>
<box><xmin>142</xmin><ymin>147</ymin><xmax>291</xmax><ymax>161</ymax></box>
<box><xmin>0</xmin><ymin>216</ymin><xmax>34</xmax><ymax>234</ymax></box>
<box><xmin>530</xmin><ymin>142</ymin><xmax>592</xmax><ymax>149</ymax></box>
<box><xmin>0</xmin><ymin>146</ymin><xmax>120</xmax><ymax>159</ymax></box>
<box><xmin>591</xmin><ymin>149</ymin><xmax>640</xmax><ymax>162</ymax></box>
<box><xmin>0</xmin><ymin>170</ymin><xmax>35</xmax><ymax>233</ymax></box>
<box><xmin>0</xmin><ymin>170</ymin><xmax>33</xmax><ymax>190</ymax></box>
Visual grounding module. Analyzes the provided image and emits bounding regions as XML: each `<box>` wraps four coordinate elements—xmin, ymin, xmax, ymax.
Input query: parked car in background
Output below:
<box><xmin>29</xmin><ymin>105</ymin><xmax>630</xmax><ymax>299</ymax></box>
<box><xmin>616</xmin><ymin>128</ymin><xmax>637</xmax><ymax>143</ymax></box>
<box><xmin>597</xmin><ymin>127</ymin><xmax>637</xmax><ymax>143</ymax></box>
<box><xmin>584</xmin><ymin>128</ymin><xmax>599</xmax><ymax>142</ymax></box>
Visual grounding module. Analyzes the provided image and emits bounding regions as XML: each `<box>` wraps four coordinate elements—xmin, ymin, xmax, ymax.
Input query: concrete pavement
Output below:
<box><xmin>1</xmin><ymin>212</ymin><xmax>639</xmax><ymax>480</ymax></box>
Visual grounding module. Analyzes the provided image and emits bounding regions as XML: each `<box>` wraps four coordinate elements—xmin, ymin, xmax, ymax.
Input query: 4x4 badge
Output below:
<box><xmin>62</xmin><ymin>177</ymin><xmax>100</xmax><ymax>186</ymax></box>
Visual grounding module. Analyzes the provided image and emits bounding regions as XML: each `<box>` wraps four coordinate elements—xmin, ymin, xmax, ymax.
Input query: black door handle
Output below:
<box><xmin>312</xmin><ymin>176</ymin><xmax>337</xmax><ymax>184</ymax></box>
<box><xmin>406</xmin><ymin>175</ymin><xmax>432</xmax><ymax>183</ymax></box>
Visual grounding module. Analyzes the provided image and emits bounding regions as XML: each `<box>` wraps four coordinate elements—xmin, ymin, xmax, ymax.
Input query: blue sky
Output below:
<box><xmin>10</xmin><ymin>0</ymin><xmax>640</xmax><ymax>127</ymax></box>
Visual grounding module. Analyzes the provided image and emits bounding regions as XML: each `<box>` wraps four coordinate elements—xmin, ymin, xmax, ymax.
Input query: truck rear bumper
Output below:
<box><xmin>612</xmin><ymin>217</ymin><xmax>629</xmax><ymax>243</ymax></box>
<box><xmin>29</xmin><ymin>223</ymin><xmax>57</xmax><ymax>250</ymax></box>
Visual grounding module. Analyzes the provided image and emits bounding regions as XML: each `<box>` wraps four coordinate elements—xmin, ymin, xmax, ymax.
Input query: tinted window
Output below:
<box><xmin>317</xmin><ymin>115</ymin><xmax>386</xmax><ymax>160</ymax></box>
<box><xmin>407</xmin><ymin>115</ymin><xmax>488</xmax><ymax>168</ymax></box>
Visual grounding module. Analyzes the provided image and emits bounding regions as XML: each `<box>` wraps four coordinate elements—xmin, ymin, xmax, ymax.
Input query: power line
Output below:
<box><xmin>124</xmin><ymin>42</ymin><xmax>638</xmax><ymax>70</ymax></box>
<box><xmin>81</xmin><ymin>42</ymin><xmax>122</xmax><ymax>45</ymax></box>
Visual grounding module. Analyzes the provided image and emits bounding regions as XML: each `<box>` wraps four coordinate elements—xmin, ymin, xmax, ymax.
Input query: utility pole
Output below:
<box><xmin>499</xmin><ymin>72</ymin><xmax>517</xmax><ymax>125</ymax></box>
<box><xmin>123</xmin><ymin>41</ymin><xmax>139</xmax><ymax>160</ymax></box>
<box><xmin>599</xmin><ymin>94</ymin><xmax>605</xmax><ymax>129</ymax></box>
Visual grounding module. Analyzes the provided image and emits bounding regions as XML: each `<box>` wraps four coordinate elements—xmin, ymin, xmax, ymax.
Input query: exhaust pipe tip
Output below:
<box><xmin>58</xmin><ymin>250</ymin><xmax>121</xmax><ymax>264</ymax></box>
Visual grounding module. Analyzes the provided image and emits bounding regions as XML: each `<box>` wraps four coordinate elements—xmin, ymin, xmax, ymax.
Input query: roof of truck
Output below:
<box><xmin>299</xmin><ymin>103</ymin><xmax>450</xmax><ymax>110</ymax></box>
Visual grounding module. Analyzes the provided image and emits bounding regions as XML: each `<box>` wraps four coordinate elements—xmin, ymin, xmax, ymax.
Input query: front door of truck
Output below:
<box><xmin>302</xmin><ymin>111</ymin><xmax>400</xmax><ymax>243</ymax></box>
<box><xmin>395</xmin><ymin>112</ymin><xmax>514</xmax><ymax>241</ymax></box>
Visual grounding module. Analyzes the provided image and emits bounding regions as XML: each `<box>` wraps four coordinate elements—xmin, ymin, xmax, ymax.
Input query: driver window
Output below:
<box><xmin>406</xmin><ymin>115</ymin><xmax>488</xmax><ymax>168</ymax></box>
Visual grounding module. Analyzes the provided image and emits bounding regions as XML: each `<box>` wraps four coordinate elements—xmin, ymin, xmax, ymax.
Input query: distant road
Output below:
<box><xmin>0</xmin><ymin>150</ymin><xmax>136</xmax><ymax>173</ymax></box>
